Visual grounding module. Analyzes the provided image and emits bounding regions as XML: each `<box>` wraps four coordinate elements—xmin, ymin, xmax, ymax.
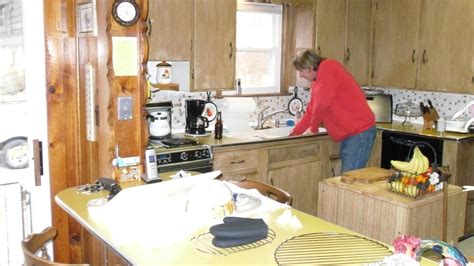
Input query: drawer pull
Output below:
<box><xmin>230</xmin><ymin>160</ymin><xmax>245</xmax><ymax>165</ymax></box>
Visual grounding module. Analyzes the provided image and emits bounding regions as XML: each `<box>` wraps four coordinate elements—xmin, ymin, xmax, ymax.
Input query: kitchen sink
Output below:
<box><xmin>251</xmin><ymin>127</ymin><xmax>327</xmax><ymax>140</ymax></box>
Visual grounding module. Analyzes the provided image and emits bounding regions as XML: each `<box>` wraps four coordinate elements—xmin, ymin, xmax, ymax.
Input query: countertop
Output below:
<box><xmin>376</xmin><ymin>121</ymin><xmax>474</xmax><ymax>141</ymax></box>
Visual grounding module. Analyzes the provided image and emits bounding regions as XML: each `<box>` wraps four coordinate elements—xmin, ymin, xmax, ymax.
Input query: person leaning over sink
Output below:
<box><xmin>290</xmin><ymin>49</ymin><xmax>376</xmax><ymax>173</ymax></box>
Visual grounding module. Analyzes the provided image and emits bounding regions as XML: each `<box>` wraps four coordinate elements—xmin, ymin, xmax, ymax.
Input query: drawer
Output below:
<box><xmin>213</xmin><ymin>150</ymin><xmax>259</xmax><ymax>172</ymax></box>
<box><xmin>268</xmin><ymin>141</ymin><xmax>321</xmax><ymax>164</ymax></box>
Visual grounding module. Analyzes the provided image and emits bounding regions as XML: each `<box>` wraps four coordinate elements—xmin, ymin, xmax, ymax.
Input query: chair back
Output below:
<box><xmin>22</xmin><ymin>226</ymin><xmax>89</xmax><ymax>266</ymax></box>
<box><xmin>230</xmin><ymin>177</ymin><xmax>293</xmax><ymax>205</ymax></box>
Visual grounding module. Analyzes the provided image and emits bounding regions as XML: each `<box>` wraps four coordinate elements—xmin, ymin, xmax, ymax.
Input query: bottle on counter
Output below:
<box><xmin>215</xmin><ymin>112</ymin><xmax>223</xmax><ymax>139</ymax></box>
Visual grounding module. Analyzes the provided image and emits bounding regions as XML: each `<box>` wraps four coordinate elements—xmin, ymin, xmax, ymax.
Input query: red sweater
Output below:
<box><xmin>290</xmin><ymin>60</ymin><xmax>375</xmax><ymax>141</ymax></box>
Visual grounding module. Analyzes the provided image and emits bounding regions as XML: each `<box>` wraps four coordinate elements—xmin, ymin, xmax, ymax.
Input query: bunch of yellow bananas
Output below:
<box><xmin>390</xmin><ymin>147</ymin><xmax>429</xmax><ymax>174</ymax></box>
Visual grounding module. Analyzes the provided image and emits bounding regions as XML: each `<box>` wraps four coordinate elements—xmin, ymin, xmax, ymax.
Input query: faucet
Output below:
<box><xmin>256</xmin><ymin>106</ymin><xmax>289</xmax><ymax>130</ymax></box>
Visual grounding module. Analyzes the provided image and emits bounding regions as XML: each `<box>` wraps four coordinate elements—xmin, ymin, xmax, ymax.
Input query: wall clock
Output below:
<box><xmin>112</xmin><ymin>0</ymin><xmax>140</xmax><ymax>27</ymax></box>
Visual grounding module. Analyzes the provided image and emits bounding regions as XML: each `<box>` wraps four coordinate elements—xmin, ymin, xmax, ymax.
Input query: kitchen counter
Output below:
<box><xmin>377</xmin><ymin>121</ymin><xmax>474</xmax><ymax>141</ymax></box>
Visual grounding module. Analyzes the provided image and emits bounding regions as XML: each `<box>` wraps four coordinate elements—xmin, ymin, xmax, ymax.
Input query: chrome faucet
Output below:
<box><xmin>256</xmin><ymin>106</ymin><xmax>289</xmax><ymax>130</ymax></box>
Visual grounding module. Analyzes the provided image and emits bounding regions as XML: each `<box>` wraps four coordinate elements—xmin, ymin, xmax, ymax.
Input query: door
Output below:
<box><xmin>314</xmin><ymin>0</ymin><xmax>346</xmax><ymax>62</ymax></box>
<box><xmin>0</xmin><ymin>0</ymin><xmax>51</xmax><ymax>265</ymax></box>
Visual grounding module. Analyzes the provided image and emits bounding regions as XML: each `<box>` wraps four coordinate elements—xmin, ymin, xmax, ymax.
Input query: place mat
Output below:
<box><xmin>191</xmin><ymin>228</ymin><xmax>276</xmax><ymax>256</ymax></box>
<box><xmin>274</xmin><ymin>232</ymin><xmax>392</xmax><ymax>265</ymax></box>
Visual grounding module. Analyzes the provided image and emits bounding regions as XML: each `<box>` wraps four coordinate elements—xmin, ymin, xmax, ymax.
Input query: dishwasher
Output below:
<box><xmin>380</xmin><ymin>130</ymin><xmax>443</xmax><ymax>169</ymax></box>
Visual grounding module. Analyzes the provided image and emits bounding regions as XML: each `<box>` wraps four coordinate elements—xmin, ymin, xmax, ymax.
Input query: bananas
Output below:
<box><xmin>390</xmin><ymin>147</ymin><xmax>429</xmax><ymax>174</ymax></box>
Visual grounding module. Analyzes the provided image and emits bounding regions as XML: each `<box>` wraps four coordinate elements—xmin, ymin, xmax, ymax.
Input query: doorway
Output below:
<box><xmin>0</xmin><ymin>0</ymin><xmax>50</xmax><ymax>265</ymax></box>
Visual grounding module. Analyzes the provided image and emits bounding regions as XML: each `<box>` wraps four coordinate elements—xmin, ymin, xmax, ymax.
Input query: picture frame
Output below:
<box><xmin>77</xmin><ymin>0</ymin><xmax>97</xmax><ymax>36</ymax></box>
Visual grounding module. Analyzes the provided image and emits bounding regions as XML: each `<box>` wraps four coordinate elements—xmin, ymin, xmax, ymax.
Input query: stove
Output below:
<box><xmin>149</xmin><ymin>137</ymin><xmax>213</xmax><ymax>174</ymax></box>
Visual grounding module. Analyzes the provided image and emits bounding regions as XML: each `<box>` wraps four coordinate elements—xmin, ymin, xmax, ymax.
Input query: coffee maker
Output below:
<box><xmin>185</xmin><ymin>99</ymin><xmax>209</xmax><ymax>135</ymax></box>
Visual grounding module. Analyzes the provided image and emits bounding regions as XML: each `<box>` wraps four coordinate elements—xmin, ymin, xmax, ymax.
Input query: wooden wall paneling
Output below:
<box><xmin>44</xmin><ymin>0</ymin><xmax>81</xmax><ymax>263</ymax></box>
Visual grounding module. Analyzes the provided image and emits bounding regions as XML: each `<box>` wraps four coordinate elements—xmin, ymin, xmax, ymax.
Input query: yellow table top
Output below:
<box><xmin>55</xmin><ymin>177</ymin><xmax>437</xmax><ymax>265</ymax></box>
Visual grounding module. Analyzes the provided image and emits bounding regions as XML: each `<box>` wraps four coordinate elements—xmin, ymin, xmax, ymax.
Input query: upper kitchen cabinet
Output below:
<box><xmin>192</xmin><ymin>0</ymin><xmax>236</xmax><ymax>91</ymax></box>
<box><xmin>416</xmin><ymin>0</ymin><xmax>473</xmax><ymax>93</ymax></box>
<box><xmin>315</xmin><ymin>0</ymin><xmax>372</xmax><ymax>85</ymax></box>
<box><xmin>372</xmin><ymin>0</ymin><xmax>473</xmax><ymax>93</ymax></box>
<box><xmin>371</xmin><ymin>0</ymin><xmax>422</xmax><ymax>88</ymax></box>
<box><xmin>148</xmin><ymin>0</ymin><xmax>193</xmax><ymax>60</ymax></box>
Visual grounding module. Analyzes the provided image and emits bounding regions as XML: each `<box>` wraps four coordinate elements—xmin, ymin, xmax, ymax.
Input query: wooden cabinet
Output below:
<box><xmin>371</xmin><ymin>0</ymin><xmax>421</xmax><ymax>88</ymax></box>
<box><xmin>192</xmin><ymin>0</ymin><xmax>236</xmax><ymax>91</ymax></box>
<box><xmin>213</xmin><ymin>136</ymin><xmax>331</xmax><ymax>216</ymax></box>
<box><xmin>415</xmin><ymin>0</ymin><xmax>473</xmax><ymax>92</ymax></box>
<box><xmin>371</xmin><ymin>0</ymin><xmax>473</xmax><ymax>92</ymax></box>
<box><xmin>318</xmin><ymin>177</ymin><xmax>467</xmax><ymax>245</ymax></box>
<box><xmin>148</xmin><ymin>0</ymin><xmax>193</xmax><ymax>61</ymax></box>
<box><xmin>148</xmin><ymin>0</ymin><xmax>236</xmax><ymax>91</ymax></box>
<box><xmin>267</xmin><ymin>139</ymin><xmax>329</xmax><ymax>215</ymax></box>
<box><xmin>315</xmin><ymin>0</ymin><xmax>372</xmax><ymax>85</ymax></box>
<box><xmin>213</xmin><ymin>145</ymin><xmax>260</xmax><ymax>181</ymax></box>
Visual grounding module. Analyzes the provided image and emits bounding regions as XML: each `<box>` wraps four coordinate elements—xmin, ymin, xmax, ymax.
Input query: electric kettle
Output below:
<box><xmin>147</xmin><ymin>111</ymin><xmax>171</xmax><ymax>138</ymax></box>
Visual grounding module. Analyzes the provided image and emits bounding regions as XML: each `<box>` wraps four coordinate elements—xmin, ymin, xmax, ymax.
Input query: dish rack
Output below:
<box><xmin>386</xmin><ymin>142</ymin><xmax>451</xmax><ymax>198</ymax></box>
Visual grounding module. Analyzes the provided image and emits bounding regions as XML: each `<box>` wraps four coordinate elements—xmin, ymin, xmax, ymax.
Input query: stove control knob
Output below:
<box><xmin>180</xmin><ymin>152</ymin><xmax>188</xmax><ymax>161</ymax></box>
<box><xmin>194</xmin><ymin>150</ymin><xmax>201</xmax><ymax>158</ymax></box>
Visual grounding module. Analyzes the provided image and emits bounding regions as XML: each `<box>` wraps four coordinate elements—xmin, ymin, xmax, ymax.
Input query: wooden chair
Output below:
<box><xmin>230</xmin><ymin>177</ymin><xmax>293</xmax><ymax>205</ymax></box>
<box><xmin>22</xmin><ymin>226</ymin><xmax>89</xmax><ymax>266</ymax></box>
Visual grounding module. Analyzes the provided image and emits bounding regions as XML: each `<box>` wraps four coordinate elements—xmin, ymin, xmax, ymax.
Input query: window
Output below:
<box><xmin>233</xmin><ymin>2</ymin><xmax>282</xmax><ymax>95</ymax></box>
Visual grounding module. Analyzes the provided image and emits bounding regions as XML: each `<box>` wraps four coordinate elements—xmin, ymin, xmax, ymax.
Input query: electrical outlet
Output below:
<box><xmin>118</xmin><ymin>96</ymin><xmax>133</xmax><ymax>120</ymax></box>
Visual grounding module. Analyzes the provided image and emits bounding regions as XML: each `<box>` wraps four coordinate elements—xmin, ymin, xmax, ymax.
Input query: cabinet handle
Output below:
<box><xmin>331</xmin><ymin>167</ymin><xmax>335</xmax><ymax>177</ymax></box>
<box><xmin>317</xmin><ymin>46</ymin><xmax>321</xmax><ymax>56</ymax></box>
<box><xmin>411</xmin><ymin>49</ymin><xmax>416</xmax><ymax>63</ymax></box>
<box><xmin>230</xmin><ymin>159</ymin><xmax>245</xmax><ymax>164</ymax></box>
<box><xmin>422</xmin><ymin>49</ymin><xmax>427</xmax><ymax>64</ymax></box>
<box><xmin>270</xmin><ymin>178</ymin><xmax>274</xmax><ymax>186</ymax></box>
<box><xmin>345</xmin><ymin>48</ymin><xmax>351</xmax><ymax>63</ymax></box>
<box><xmin>229</xmin><ymin>42</ymin><xmax>233</xmax><ymax>59</ymax></box>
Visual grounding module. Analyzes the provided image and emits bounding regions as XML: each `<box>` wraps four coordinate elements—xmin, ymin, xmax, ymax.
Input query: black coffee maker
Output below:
<box><xmin>185</xmin><ymin>99</ymin><xmax>209</xmax><ymax>135</ymax></box>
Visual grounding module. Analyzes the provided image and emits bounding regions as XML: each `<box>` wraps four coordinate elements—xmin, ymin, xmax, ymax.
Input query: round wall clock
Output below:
<box><xmin>112</xmin><ymin>0</ymin><xmax>140</xmax><ymax>27</ymax></box>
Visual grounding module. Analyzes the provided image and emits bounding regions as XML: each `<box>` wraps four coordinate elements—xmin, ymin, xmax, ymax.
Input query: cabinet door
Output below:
<box><xmin>345</xmin><ymin>0</ymin><xmax>372</xmax><ymax>85</ymax></box>
<box><xmin>315</xmin><ymin>0</ymin><xmax>346</xmax><ymax>62</ymax></box>
<box><xmin>416</xmin><ymin>0</ymin><xmax>473</xmax><ymax>93</ymax></box>
<box><xmin>371</xmin><ymin>0</ymin><xmax>422</xmax><ymax>88</ymax></box>
<box><xmin>193</xmin><ymin>0</ymin><xmax>236</xmax><ymax>91</ymax></box>
<box><xmin>269</xmin><ymin>160</ymin><xmax>323</xmax><ymax>216</ymax></box>
<box><xmin>148</xmin><ymin>0</ymin><xmax>193</xmax><ymax>60</ymax></box>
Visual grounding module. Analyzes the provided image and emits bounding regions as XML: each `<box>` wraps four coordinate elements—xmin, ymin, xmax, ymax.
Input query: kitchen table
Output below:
<box><xmin>55</xmin><ymin>172</ymin><xmax>437</xmax><ymax>265</ymax></box>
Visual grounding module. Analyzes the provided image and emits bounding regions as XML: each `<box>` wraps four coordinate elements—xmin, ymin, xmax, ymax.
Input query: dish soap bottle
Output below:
<box><xmin>215</xmin><ymin>112</ymin><xmax>223</xmax><ymax>139</ymax></box>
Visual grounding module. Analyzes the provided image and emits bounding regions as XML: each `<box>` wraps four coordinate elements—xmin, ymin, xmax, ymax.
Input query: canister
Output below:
<box><xmin>155</xmin><ymin>61</ymin><xmax>172</xmax><ymax>84</ymax></box>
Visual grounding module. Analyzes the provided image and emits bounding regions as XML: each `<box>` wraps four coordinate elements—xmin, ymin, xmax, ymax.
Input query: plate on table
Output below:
<box><xmin>234</xmin><ymin>193</ymin><xmax>262</xmax><ymax>213</ymax></box>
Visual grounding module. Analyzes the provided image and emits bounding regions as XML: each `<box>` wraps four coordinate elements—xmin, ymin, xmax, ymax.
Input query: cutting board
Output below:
<box><xmin>341</xmin><ymin>167</ymin><xmax>391</xmax><ymax>184</ymax></box>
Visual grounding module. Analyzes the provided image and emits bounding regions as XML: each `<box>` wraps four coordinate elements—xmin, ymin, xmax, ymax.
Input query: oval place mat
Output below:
<box><xmin>274</xmin><ymin>232</ymin><xmax>392</xmax><ymax>265</ymax></box>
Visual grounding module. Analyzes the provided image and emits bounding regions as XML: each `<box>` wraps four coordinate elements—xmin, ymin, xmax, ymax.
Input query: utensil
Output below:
<box><xmin>288</xmin><ymin>87</ymin><xmax>304</xmax><ymax>116</ymax></box>
<box><xmin>202</xmin><ymin>91</ymin><xmax>218</xmax><ymax>122</ymax></box>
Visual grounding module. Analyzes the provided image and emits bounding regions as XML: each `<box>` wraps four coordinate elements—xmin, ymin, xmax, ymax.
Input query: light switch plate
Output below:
<box><xmin>118</xmin><ymin>96</ymin><xmax>133</xmax><ymax>120</ymax></box>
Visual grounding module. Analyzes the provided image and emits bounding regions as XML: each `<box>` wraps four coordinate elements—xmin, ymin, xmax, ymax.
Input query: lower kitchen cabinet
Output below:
<box><xmin>213</xmin><ymin>136</ymin><xmax>331</xmax><ymax>216</ymax></box>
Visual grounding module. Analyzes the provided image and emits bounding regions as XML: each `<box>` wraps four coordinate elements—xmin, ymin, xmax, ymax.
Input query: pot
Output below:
<box><xmin>147</xmin><ymin>111</ymin><xmax>171</xmax><ymax>137</ymax></box>
<box><xmin>445</xmin><ymin>117</ymin><xmax>474</xmax><ymax>133</ymax></box>
<box><xmin>155</xmin><ymin>61</ymin><xmax>172</xmax><ymax>84</ymax></box>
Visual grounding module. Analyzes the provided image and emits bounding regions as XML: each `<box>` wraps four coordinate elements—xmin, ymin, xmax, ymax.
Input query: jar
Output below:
<box><xmin>155</xmin><ymin>61</ymin><xmax>172</xmax><ymax>84</ymax></box>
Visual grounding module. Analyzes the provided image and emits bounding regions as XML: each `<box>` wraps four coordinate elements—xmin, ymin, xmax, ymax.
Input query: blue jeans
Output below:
<box><xmin>340</xmin><ymin>126</ymin><xmax>377</xmax><ymax>173</ymax></box>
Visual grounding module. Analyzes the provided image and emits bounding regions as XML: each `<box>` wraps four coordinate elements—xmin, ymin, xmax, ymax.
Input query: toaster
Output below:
<box><xmin>366</xmin><ymin>94</ymin><xmax>393</xmax><ymax>123</ymax></box>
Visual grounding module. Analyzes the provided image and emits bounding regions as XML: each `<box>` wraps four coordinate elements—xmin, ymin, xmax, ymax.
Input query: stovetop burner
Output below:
<box><xmin>149</xmin><ymin>137</ymin><xmax>198</xmax><ymax>148</ymax></box>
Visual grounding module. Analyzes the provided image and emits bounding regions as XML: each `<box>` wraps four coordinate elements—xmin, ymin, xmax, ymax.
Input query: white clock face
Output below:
<box><xmin>117</xmin><ymin>2</ymin><xmax>137</xmax><ymax>22</ymax></box>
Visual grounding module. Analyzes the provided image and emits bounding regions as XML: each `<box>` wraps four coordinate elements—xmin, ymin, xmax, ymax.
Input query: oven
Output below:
<box><xmin>153</xmin><ymin>143</ymin><xmax>213</xmax><ymax>174</ymax></box>
<box><xmin>381</xmin><ymin>130</ymin><xmax>443</xmax><ymax>169</ymax></box>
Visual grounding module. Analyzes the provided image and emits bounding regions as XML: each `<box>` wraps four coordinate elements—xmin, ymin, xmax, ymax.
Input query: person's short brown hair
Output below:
<box><xmin>292</xmin><ymin>49</ymin><xmax>325</xmax><ymax>71</ymax></box>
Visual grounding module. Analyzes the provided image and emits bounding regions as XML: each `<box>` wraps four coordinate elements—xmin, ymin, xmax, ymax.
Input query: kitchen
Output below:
<box><xmin>7</xmin><ymin>0</ymin><xmax>474</xmax><ymax>265</ymax></box>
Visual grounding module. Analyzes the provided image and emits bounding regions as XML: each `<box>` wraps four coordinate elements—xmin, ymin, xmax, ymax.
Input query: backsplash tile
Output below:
<box><xmin>150</xmin><ymin>87</ymin><xmax>473</xmax><ymax>131</ymax></box>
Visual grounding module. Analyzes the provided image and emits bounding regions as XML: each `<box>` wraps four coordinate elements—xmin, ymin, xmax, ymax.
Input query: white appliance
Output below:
<box><xmin>445</xmin><ymin>101</ymin><xmax>474</xmax><ymax>133</ymax></box>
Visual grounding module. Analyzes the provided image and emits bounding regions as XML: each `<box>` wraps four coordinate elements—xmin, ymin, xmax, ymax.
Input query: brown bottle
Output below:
<box><xmin>214</xmin><ymin>112</ymin><xmax>223</xmax><ymax>139</ymax></box>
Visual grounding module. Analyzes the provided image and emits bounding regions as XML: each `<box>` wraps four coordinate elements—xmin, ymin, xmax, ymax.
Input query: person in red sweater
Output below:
<box><xmin>290</xmin><ymin>49</ymin><xmax>376</xmax><ymax>173</ymax></box>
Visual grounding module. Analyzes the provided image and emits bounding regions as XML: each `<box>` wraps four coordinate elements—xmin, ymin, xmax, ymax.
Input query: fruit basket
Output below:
<box><xmin>386</xmin><ymin>142</ymin><xmax>450</xmax><ymax>198</ymax></box>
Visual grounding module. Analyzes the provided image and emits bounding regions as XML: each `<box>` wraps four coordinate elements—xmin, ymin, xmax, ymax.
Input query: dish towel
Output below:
<box><xmin>209</xmin><ymin>217</ymin><xmax>268</xmax><ymax>248</ymax></box>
